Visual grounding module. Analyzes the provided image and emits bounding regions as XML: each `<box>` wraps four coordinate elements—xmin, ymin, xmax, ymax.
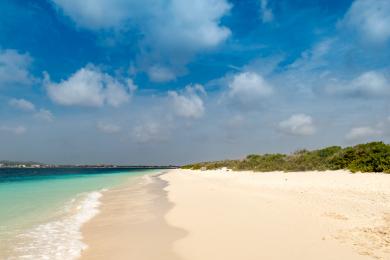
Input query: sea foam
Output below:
<box><xmin>11</xmin><ymin>191</ymin><xmax>103</xmax><ymax>260</ymax></box>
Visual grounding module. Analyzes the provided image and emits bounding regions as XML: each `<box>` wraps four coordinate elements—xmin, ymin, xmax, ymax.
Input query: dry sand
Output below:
<box><xmin>162</xmin><ymin>169</ymin><xmax>390</xmax><ymax>260</ymax></box>
<box><xmin>81</xmin><ymin>169</ymin><xmax>390</xmax><ymax>260</ymax></box>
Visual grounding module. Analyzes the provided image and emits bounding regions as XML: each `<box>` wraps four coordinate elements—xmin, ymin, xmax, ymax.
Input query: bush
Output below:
<box><xmin>181</xmin><ymin>142</ymin><xmax>390</xmax><ymax>173</ymax></box>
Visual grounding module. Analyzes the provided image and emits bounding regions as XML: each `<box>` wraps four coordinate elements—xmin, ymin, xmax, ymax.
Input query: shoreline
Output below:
<box><xmin>80</xmin><ymin>172</ymin><xmax>186</xmax><ymax>260</ymax></box>
<box><xmin>0</xmin><ymin>169</ymin><xmax>148</xmax><ymax>260</ymax></box>
<box><xmin>79</xmin><ymin>169</ymin><xmax>390</xmax><ymax>260</ymax></box>
<box><xmin>0</xmin><ymin>190</ymin><xmax>104</xmax><ymax>260</ymax></box>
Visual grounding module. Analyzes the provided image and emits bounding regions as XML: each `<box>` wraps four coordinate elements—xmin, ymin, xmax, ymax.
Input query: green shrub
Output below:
<box><xmin>181</xmin><ymin>142</ymin><xmax>390</xmax><ymax>173</ymax></box>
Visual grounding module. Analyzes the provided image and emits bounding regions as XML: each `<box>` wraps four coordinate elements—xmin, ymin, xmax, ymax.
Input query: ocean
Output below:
<box><xmin>0</xmin><ymin>167</ymin><xmax>161</xmax><ymax>259</ymax></box>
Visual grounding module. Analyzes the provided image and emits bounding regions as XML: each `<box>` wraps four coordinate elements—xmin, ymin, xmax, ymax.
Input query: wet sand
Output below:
<box><xmin>81</xmin><ymin>169</ymin><xmax>390</xmax><ymax>260</ymax></box>
<box><xmin>81</xmin><ymin>173</ymin><xmax>185</xmax><ymax>260</ymax></box>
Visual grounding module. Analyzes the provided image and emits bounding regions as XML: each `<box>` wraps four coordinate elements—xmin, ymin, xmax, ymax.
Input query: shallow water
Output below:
<box><xmin>0</xmin><ymin>168</ymin><xmax>160</xmax><ymax>259</ymax></box>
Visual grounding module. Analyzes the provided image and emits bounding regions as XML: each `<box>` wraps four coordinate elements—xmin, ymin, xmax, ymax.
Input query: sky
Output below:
<box><xmin>0</xmin><ymin>0</ymin><xmax>389</xmax><ymax>165</ymax></box>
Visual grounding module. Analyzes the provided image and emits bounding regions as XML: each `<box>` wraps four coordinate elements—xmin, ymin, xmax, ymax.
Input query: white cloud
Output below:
<box><xmin>146</xmin><ymin>0</ymin><xmax>231</xmax><ymax>49</ymax></box>
<box><xmin>45</xmin><ymin>68</ymin><xmax>105</xmax><ymax>107</ymax></box>
<box><xmin>351</xmin><ymin>71</ymin><xmax>389</xmax><ymax>95</ymax></box>
<box><xmin>325</xmin><ymin>71</ymin><xmax>390</xmax><ymax>97</ymax></box>
<box><xmin>127</xmin><ymin>79</ymin><xmax>138</xmax><ymax>94</ymax></box>
<box><xmin>0</xmin><ymin>125</ymin><xmax>26</xmax><ymax>135</ymax></box>
<box><xmin>104</xmin><ymin>78</ymin><xmax>134</xmax><ymax>107</ymax></box>
<box><xmin>227</xmin><ymin>71</ymin><xmax>273</xmax><ymax>107</ymax></box>
<box><xmin>9</xmin><ymin>98</ymin><xmax>54</xmax><ymax>122</ymax></box>
<box><xmin>34</xmin><ymin>109</ymin><xmax>54</xmax><ymax>122</ymax></box>
<box><xmin>97</xmin><ymin>122</ymin><xmax>121</xmax><ymax>134</ymax></box>
<box><xmin>45</xmin><ymin>66</ymin><xmax>136</xmax><ymax>107</ymax></box>
<box><xmin>260</xmin><ymin>0</ymin><xmax>274</xmax><ymax>23</ymax></box>
<box><xmin>289</xmin><ymin>39</ymin><xmax>333</xmax><ymax>71</ymax></box>
<box><xmin>264</xmin><ymin>40</ymin><xmax>334</xmax><ymax>98</ymax></box>
<box><xmin>147</xmin><ymin>66</ymin><xmax>176</xmax><ymax>83</ymax></box>
<box><xmin>0</xmin><ymin>49</ymin><xmax>33</xmax><ymax>86</ymax></box>
<box><xmin>279</xmin><ymin>114</ymin><xmax>316</xmax><ymax>136</ymax></box>
<box><xmin>51</xmin><ymin>0</ymin><xmax>131</xmax><ymax>29</ymax></box>
<box><xmin>9</xmin><ymin>98</ymin><xmax>36</xmax><ymax>112</ymax></box>
<box><xmin>242</xmin><ymin>55</ymin><xmax>284</xmax><ymax>76</ymax></box>
<box><xmin>51</xmin><ymin>0</ymin><xmax>231</xmax><ymax>47</ymax></box>
<box><xmin>168</xmin><ymin>84</ymin><xmax>206</xmax><ymax>119</ymax></box>
<box><xmin>340</xmin><ymin>0</ymin><xmax>390</xmax><ymax>43</ymax></box>
<box><xmin>51</xmin><ymin>0</ymin><xmax>231</xmax><ymax>78</ymax></box>
<box><xmin>345</xmin><ymin>126</ymin><xmax>382</xmax><ymax>141</ymax></box>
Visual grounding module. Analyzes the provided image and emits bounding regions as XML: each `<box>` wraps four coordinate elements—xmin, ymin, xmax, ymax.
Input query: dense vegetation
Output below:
<box><xmin>182</xmin><ymin>142</ymin><xmax>390</xmax><ymax>173</ymax></box>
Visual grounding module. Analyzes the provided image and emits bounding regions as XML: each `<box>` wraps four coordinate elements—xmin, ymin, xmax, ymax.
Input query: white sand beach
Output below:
<box><xmin>81</xmin><ymin>174</ymin><xmax>185</xmax><ymax>260</ymax></box>
<box><xmin>161</xmin><ymin>169</ymin><xmax>390</xmax><ymax>260</ymax></box>
<box><xmin>82</xmin><ymin>169</ymin><xmax>390</xmax><ymax>260</ymax></box>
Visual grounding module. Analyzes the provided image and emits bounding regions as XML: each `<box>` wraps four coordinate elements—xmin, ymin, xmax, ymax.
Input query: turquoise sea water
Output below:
<box><xmin>0</xmin><ymin>168</ymin><xmax>160</xmax><ymax>259</ymax></box>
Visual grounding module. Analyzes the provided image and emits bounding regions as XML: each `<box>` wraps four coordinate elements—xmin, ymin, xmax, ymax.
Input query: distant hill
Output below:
<box><xmin>182</xmin><ymin>142</ymin><xmax>390</xmax><ymax>173</ymax></box>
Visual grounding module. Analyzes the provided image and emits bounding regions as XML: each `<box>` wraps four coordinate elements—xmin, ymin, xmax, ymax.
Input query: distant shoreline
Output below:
<box><xmin>0</xmin><ymin>165</ymin><xmax>179</xmax><ymax>169</ymax></box>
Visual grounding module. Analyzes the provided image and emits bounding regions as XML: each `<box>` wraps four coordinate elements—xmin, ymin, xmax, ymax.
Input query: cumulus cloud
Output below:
<box><xmin>227</xmin><ymin>72</ymin><xmax>273</xmax><ymax>108</ymax></box>
<box><xmin>45</xmin><ymin>66</ymin><xmax>136</xmax><ymax>107</ymax></box>
<box><xmin>168</xmin><ymin>84</ymin><xmax>206</xmax><ymax>119</ymax></box>
<box><xmin>51</xmin><ymin>0</ymin><xmax>231</xmax><ymax>79</ymax></box>
<box><xmin>278</xmin><ymin>114</ymin><xmax>316</xmax><ymax>136</ymax></box>
<box><xmin>97</xmin><ymin>122</ymin><xmax>121</xmax><ymax>134</ymax></box>
<box><xmin>0</xmin><ymin>49</ymin><xmax>33</xmax><ymax>86</ymax></box>
<box><xmin>340</xmin><ymin>0</ymin><xmax>390</xmax><ymax>43</ymax></box>
<box><xmin>104</xmin><ymin>78</ymin><xmax>135</xmax><ymax>107</ymax></box>
<box><xmin>147</xmin><ymin>66</ymin><xmax>176</xmax><ymax>83</ymax></box>
<box><xmin>325</xmin><ymin>71</ymin><xmax>390</xmax><ymax>97</ymax></box>
<box><xmin>0</xmin><ymin>125</ymin><xmax>26</xmax><ymax>135</ymax></box>
<box><xmin>51</xmin><ymin>0</ymin><xmax>231</xmax><ymax>47</ymax></box>
<box><xmin>260</xmin><ymin>0</ymin><xmax>274</xmax><ymax>23</ymax></box>
<box><xmin>345</xmin><ymin>126</ymin><xmax>382</xmax><ymax>141</ymax></box>
<box><xmin>9</xmin><ymin>98</ymin><xmax>36</xmax><ymax>112</ymax></box>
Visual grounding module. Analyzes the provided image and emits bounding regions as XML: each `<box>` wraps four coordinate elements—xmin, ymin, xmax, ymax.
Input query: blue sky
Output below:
<box><xmin>0</xmin><ymin>0</ymin><xmax>389</xmax><ymax>165</ymax></box>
